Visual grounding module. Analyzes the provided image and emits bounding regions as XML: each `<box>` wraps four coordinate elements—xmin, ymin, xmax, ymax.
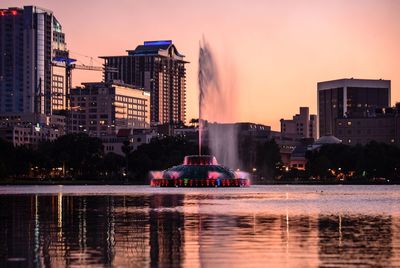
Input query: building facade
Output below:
<box><xmin>317</xmin><ymin>78</ymin><xmax>390</xmax><ymax>136</ymax></box>
<box><xmin>0</xmin><ymin>6</ymin><xmax>69</xmax><ymax>116</ymax></box>
<box><xmin>335</xmin><ymin>106</ymin><xmax>400</xmax><ymax>145</ymax></box>
<box><xmin>100</xmin><ymin>40</ymin><xmax>187</xmax><ymax>125</ymax></box>
<box><xmin>280</xmin><ymin>107</ymin><xmax>318</xmax><ymax>140</ymax></box>
<box><xmin>0</xmin><ymin>124</ymin><xmax>63</xmax><ymax>147</ymax></box>
<box><xmin>0</xmin><ymin>113</ymin><xmax>65</xmax><ymax>147</ymax></box>
<box><xmin>102</xmin><ymin>129</ymin><xmax>157</xmax><ymax>156</ymax></box>
<box><xmin>69</xmin><ymin>82</ymin><xmax>150</xmax><ymax>137</ymax></box>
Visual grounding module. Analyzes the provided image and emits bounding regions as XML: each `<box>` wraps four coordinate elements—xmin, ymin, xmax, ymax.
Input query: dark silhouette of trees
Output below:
<box><xmin>101</xmin><ymin>152</ymin><xmax>125</xmax><ymax>180</ymax></box>
<box><xmin>1</xmin><ymin>133</ymin><xmax>399</xmax><ymax>184</ymax></box>
<box><xmin>50</xmin><ymin>133</ymin><xmax>104</xmax><ymax>178</ymax></box>
<box><xmin>0</xmin><ymin>138</ymin><xmax>34</xmax><ymax>178</ymax></box>
<box><xmin>128</xmin><ymin>136</ymin><xmax>198</xmax><ymax>181</ymax></box>
<box><xmin>306</xmin><ymin>142</ymin><xmax>400</xmax><ymax>182</ymax></box>
<box><xmin>238</xmin><ymin>137</ymin><xmax>282</xmax><ymax>179</ymax></box>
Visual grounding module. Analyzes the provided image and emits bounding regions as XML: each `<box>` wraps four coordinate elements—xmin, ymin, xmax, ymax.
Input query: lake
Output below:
<box><xmin>0</xmin><ymin>185</ymin><xmax>400</xmax><ymax>267</ymax></box>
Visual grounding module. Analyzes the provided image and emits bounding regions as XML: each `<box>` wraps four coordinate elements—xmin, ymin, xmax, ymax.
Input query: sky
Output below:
<box><xmin>3</xmin><ymin>0</ymin><xmax>400</xmax><ymax>130</ymax></box>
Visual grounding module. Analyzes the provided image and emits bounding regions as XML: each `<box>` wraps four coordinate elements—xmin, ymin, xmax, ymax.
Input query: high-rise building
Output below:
<box><xmin>317</xmin><ymin>78</ymin><xmax>390</xmax><ymax>136</ymax></box>
<box><xmin>100</xmin><ymin>40</ymin><xmax>187</xmax><ymax>125</ymax></box>
<box><xmin>69</xmin><ymin>82</ymin><xmax>150</xmax><ymax>137</ymax></box>
<box><xmin>280</xmin><ymin>107</ymin><xmax>318</xmax><ymax>140</ymax></box>
<box><xmin>0</xmin><ymin>6</ymin><xmax>69</xmax><ymax>116</ymax></box>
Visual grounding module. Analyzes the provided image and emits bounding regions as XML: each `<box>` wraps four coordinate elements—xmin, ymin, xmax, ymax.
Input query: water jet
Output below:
<box><xmin>150</xmin><ymin>38</ymin><xmax>250</xmax><ymax>187</ymax></box>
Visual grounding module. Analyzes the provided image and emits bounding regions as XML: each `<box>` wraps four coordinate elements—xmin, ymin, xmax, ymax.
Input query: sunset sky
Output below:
<box><xmin>3</xmin><ymin>0</ymin><xmax>400</xmax><ymax>130</ymax></box>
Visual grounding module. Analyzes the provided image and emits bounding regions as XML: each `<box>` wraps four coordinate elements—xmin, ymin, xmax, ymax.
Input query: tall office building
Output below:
<box><xmin>0</xmin><ymin>6</ymin><xmax>69</xmax><ymax>116</ymax></box>
<box><xmin>317</xmin><ymin>78</ymin><xmax>390</xmax><ymax>136</ymax></box>
<box><xmin>100</xmin><ymin>40</ymin><xmax>188</xmax><ymax>125</ymax></box>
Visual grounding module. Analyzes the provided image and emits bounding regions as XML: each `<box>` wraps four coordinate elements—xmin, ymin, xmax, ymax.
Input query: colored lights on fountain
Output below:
<box><xmin>150</xmin><ymin>155</ymin><xmax>250</xmax><ymax>188</ymax></box>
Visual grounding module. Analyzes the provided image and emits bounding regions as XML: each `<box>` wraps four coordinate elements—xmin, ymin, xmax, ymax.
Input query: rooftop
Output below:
<box><xmin>99</xmin><ymin>40</ymin><xmax>188</xmax><ymax>62</ymax></box>
<box><xmin>315</xmin><ymin>135</ymin><xmax>342</xmax><ymax>145</ymax></box>
<box><xmin>318</xmin><ymin>78</ymin><xmax>391</xmax><ymax>89</ymax></box>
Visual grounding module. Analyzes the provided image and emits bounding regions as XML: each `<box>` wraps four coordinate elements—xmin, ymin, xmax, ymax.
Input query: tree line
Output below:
<box><xmin>304</xmin><ymin>141</ymin><xmax>400</xmax><ymax>182</ymax></box>
<box><xmin>0</xmin><ymin>134</ymin><xmax>200</xmax><ymax>182</ymax></box>
<box><xmin>1</xmin><ymin>132</ymin><xmax>398</xmax><ymax>183</ymax></box>
<box><xmin>0</xmin><ymin>133</ymin><xmax>283</xmax><ymax>183</ymax></box>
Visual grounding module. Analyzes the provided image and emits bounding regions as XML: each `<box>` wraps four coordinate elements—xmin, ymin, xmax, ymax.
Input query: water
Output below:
<box><xmin>1</xmin><ymin>185</ymin><xmax>400</xmax><ymax>267</ymax></box>
<box><xmin>198</xmin><ymin>38</ymin><xmax>238</xmax><ymax>168</ymax></box>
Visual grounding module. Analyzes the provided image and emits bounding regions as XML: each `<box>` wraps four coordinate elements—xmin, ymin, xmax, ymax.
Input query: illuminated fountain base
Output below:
<box><xmin>150</xmin><ymin>155</ymin><xmax>250</xmax><ymax>187</ymax></box>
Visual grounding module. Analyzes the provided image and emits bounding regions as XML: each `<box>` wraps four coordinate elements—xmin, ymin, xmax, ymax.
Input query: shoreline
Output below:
<box><xmin>0</xmin><ymin>179</ymin><xmax>396</xmax><ymax>186</ymax></box>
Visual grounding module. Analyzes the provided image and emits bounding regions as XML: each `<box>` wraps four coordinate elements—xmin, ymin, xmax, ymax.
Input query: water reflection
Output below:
<box><xmin>0</xmin><ymin>190</ymin><xmax>400</xmax><ymax>267</ymax></box>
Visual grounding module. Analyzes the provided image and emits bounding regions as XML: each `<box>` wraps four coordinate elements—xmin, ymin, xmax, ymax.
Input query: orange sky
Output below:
<box><xmin>4</xmin><ymin>0</ymin><xmax>400</xmax><ymax>130</ymax></box>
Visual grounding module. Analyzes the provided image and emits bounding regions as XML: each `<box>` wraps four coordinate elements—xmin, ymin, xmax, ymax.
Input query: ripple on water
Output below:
<box><xmin>0</xmin><ymin>185</ymin><xmax>400</xmax><ymax>267</ymax></box>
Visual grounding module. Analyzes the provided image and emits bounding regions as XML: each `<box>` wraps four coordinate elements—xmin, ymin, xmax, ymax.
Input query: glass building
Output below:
<box><xmin>317</xmin><ymin>78</ymin><xmax>390</xmax><ymax>137</ymax></box>
<box><xmin>0</xmin><ymin>6</ymin><xmax>68</xmax><ymax>116</ymax></box>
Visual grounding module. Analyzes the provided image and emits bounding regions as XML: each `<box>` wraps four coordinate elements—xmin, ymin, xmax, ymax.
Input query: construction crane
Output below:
<box><xmin>52</xmin><ymin>57</ymin><xmax>118</xmax><ymax>109</ymax></box>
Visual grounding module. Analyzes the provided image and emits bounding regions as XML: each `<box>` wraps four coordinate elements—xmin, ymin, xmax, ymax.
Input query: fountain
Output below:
<box><xmin>198</xmin><ymin>38</ymin><xmax>239</xmax><ymax>168</ymax></box>
<box><xmin>150</xmin><ymin>38</ymin><xmax>250</xmax><ymax>187</ymax></box>
<box><xmin>150</xmin><ymin>155</ymin><xmax>250</xmax><ymax>187</ymax></box>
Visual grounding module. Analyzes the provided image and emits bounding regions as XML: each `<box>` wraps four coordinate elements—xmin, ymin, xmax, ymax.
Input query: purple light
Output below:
<box><xmin>144</xmin><ymin>40</ymin><xmax>172</xmax><ymax>46</ymax></box>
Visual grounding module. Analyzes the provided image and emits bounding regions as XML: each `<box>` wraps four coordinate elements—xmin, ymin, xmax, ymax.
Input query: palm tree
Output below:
<box><xmin>121</xmin><ymin>140</ymin><xmax>133</xmax><ymax>177</ymax></box>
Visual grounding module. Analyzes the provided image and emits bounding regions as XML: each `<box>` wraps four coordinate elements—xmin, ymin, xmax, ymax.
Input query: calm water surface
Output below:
<box><xmin>1</xmin><ymin>185</ymin><xmax>400</xmax><ymax>267</ymax></box>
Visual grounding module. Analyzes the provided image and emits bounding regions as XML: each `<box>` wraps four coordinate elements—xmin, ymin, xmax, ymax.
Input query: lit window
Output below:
<box><xmin>347</xmin><ymin>121</ymin><xmax>352</xmax><ymax>126</ymax></box>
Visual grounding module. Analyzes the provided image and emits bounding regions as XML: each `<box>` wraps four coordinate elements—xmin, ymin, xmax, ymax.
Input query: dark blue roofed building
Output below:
<box><xmin>100</xmin><ymin>40</ymin><xmax>188</xmax><ymax>126</ymax></box>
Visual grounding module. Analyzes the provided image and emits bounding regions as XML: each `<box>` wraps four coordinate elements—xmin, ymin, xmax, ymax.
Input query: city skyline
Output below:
<box><xmin>2</xmin><ymin>0</ymin><xmax>400</xmax><ymax>130</ymax></box>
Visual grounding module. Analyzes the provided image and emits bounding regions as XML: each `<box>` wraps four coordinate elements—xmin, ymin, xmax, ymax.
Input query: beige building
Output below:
<box><xmin>100</xmin><ymin>40</ymin><xmax>187</xmax><ymax>125</ymax></box>
<box><xmin>69</xmin><ymin>82</ymin><xmax>150</xmax><ymax>137</ymax></box>
<box><xmin>0</xmin><ymin>125</ymin><xmax>63</xmax><ymax>147</ymax></box>
<box><xmin>280</xmin><ymin>107</ymin><xmax>318</xmax><ymax>140</ymax></box>
<box><xmin>0</xmin><ymin>113</ymin><xmax>65</xmax><ymax>147</ymax></box>
<box><xmin>102</xmin><ymin>129</ymin><xmax>157</xmax><ymax>156</ymax></box>
<box><xmin>51</xmin><ymin>64</ymin><xmax>68</xmax><ymax>113</ymax></box>
<box><xmin>0</xmin><ymin>113</ymin><xmax>65</xmax><ymax>129</ymax></box>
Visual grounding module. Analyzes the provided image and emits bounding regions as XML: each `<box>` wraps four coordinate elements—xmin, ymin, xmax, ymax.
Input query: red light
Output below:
<box><xmin>0</xmin><ymin>11</ymin><xmax>4</xmax><ymax>16</ymax></box>
<box><xmin>11</xmin><ymin>10</ymin><xmax>17</xmax><ymax>15</ymax></box>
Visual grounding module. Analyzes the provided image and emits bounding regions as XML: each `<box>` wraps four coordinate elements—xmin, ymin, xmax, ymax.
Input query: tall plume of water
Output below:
<box><xmin>198</xmin><ymin>38</ymin><xmax>239</xmax><ymax>168</ymax></box>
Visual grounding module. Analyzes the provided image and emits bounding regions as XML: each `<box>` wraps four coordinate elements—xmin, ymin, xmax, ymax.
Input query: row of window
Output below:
<box><xmin>337</xmin><ymin>129</ymin><xmax>395</xmax><ymax>135</ymax></box>
<box><xmin>115</xmin><ymin>95</ymin><xmax>146</xmax><ymax>104</ymax></box>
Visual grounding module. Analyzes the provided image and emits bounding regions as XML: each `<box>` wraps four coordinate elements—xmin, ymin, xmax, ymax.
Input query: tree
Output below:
<box><xmin>0</xmin><ymin>138</ymin><xmax>14</xmax><ymax>178</ymax></box>
<box><xmin>101</xmin><ymin>152</ymin><xmax>125</xmax><ymax>180</ymax></box>
<box><xmin>128</xmin><ymin>136</ymin><xmax>198</xmax><ymax>182</ymax></box>
<box><xmin>121</xmin><ymin>140</ymin><xmax>133</xmax><ymax>177</ymax></box>
<box><xmin>51</xmin><ymin>133</ymin><xmax>104</xmax><ymax>178</ymax></box>
<box><xmin>255</xmin><ymin>139</ymin><xmax>282</xmax><ymax>179</ymax></box>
